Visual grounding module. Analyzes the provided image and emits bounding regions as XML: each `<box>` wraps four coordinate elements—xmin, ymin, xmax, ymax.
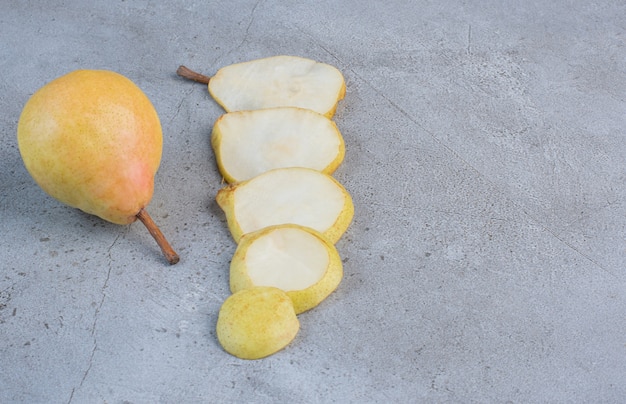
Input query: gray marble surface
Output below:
<box><xmin>1</xmin><ymin>1</ymin><xmax>625</xmax><ymax>402</ymax></box>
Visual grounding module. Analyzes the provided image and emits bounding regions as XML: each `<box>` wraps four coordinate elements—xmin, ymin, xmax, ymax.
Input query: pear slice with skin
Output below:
<box><xmin>212</xmin><ymin>107</ymin><xmax>345</xmax><ymax>183</ymax></box>
<box><xmin>216</xmin><ymin>286</ymin><xmax>300</xmax><ymax>360</ymax></box>
<box><xmin>216</xmin><ymin>167</ymin><xmax>353</xmax><ymax>244</ymax></box>
<box><xmin>177</xmin><ymin>55</ymin><xmax>346</xmax><ymax>118</ymax></box>
<box><xmin>230</xmin><ymin>224</ymin><xmax>343</xmax><ymax>314</ymax></box>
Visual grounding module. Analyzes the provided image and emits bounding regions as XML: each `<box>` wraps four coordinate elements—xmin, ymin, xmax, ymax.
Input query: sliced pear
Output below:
<box><xmin>211</xmin><ymin>107</ymin><xmax>345</xmax><ymax>183</ymax></box>
<box><xmin>216</xmin><ymin>286</ymin><xmax>299</xmax><ymax>360</ymax></box>
<box><xmin>230</xmin><ymin>224</ymin><xmax>343</xmax><ymax>314</ymax></box>
<box><xmin>207</xmin><ymin>55</ymin><xmax>345</xmax><ymax>118</ymax></box>
<box><xmin>216</xmin><ymin>167</ymin><xmax>353</xmax><ymax>244</ymax></box>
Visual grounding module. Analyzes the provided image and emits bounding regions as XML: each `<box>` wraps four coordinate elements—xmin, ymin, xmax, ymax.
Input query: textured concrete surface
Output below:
<box><xmin>1</xmin><ymin>1</ymin><xmax>625</xmax><ymax>403</ymax></box>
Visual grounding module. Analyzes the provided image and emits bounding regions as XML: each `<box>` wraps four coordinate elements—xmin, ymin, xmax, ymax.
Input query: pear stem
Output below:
<box><xmin>136</xmin><ymin>208</ymin><xmax>180</xmax><ymax>265</ymax></box>
<box><xmin>176</xmin><ymin>65</ymin><xmax>211</xmax><ymax>84</ymax></box>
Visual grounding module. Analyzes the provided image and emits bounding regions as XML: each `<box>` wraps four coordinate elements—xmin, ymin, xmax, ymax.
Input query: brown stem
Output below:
<box><xmin>176</xmin><ymin>65</ymin><xmax>211</xmax><ymax>85</ymax></box>
<box><xmin>136</xmin><ymin>208</ymin><xmax>180</xmax><ymax>265</ymax></box>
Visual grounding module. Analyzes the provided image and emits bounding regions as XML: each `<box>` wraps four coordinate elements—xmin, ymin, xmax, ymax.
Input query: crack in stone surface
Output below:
<box><xmin>169</xmin><ymin>87</ymin><xmax>195</xmax><ymax>126</ymax></box>
<box><xmin>221</xmin><ymin>0</ymin><xmax>263</xmax><ymax>60</ymax></box>
<box><xmin>67</xmin><ymin>231</ymin><xmax>122</xmax><ymax>403</ymax></box>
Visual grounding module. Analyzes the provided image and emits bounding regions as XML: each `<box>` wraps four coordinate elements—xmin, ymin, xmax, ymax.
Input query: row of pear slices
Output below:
<box><xmin>216</xmin><ymin>168</ymin><xmax>354</xmax><ymax>359</ymax></box>
<box><xmin>192</xmin><ymin>56</ymin><xmax>353</xmax><ymax>359</ymax></box>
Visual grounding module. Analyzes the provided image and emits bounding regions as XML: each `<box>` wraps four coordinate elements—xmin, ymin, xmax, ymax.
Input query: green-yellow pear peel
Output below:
<box><xmin>17</xmin><ymin>69</ymin><xmax>179</xmax><ymax>265</ymax></box>
<box><xmin>216</xmin><ymin>167</ymin><xmax>354</xmax><ymax>244</ymax></box>
<box><xmin>216</xmin><ymin>286</ymin><xmax>300</xmax><ymax>360</ymax></box>
<box><xmin>176</xmin><ymin>55</ymin><xmax>346</xmax><ymax>118</ymax></box>
<box><xmin>211</xmin><ymin>107</ymin><xmax>345</xmax><ymax>183</ymax></box>
<box><xmin>230</xmin><ymin>224</ymin><xmax>343</xmax><ymax>314</ymax></box>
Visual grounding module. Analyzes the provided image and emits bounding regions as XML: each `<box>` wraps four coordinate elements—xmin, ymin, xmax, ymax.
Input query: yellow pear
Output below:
<box><xmin>211</xmin><ymin>107</ymin><xmax>345</xmax><ymax>183</ymax></box>
<box><xmin>215</xmin><ymin>167</ymin><xmax>354</xmax><ymax>244</ymax></box>
<box><xmin>176</xmin><ymin>55</ymin><xmax>346</xmax><ymax>118</ymax></box>
<box><xmin>216</xmin><ymin>286</ymin><xmax>300</xmax><ymax>359</ymax></box>
<box><xmin>230</xmin><ymin>224</ymin><xmax>343</xmax><ymax>314</ymax></box>
<box><xmin>17</xmin><ymin>69</ymin><xmax>178</xmax><ymax>264</ymax></box>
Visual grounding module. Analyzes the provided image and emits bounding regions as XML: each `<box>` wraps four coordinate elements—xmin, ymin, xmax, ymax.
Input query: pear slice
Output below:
<box><xmin>212</xmin><ymin>107</ymin><xmax>345</xmax><ymax>183</ymax></box>
<box><xmin>216</xmin><ymin>286</ymin><xmax>299</xmax><ymax>360</ymax></box>
<box><xmin>230</xmin><ymin>224</ymin><xmax>343</xmax><ymax>314</ymax></box>
<box><xmin>177</xmin><ymin>55</ymin><xmax>346</xmax><ymax>118</ymax></box>
<box><xmin>216</xmin><ymin>167</ymin><xmax>353</xmax><ymax>244</ymax></box>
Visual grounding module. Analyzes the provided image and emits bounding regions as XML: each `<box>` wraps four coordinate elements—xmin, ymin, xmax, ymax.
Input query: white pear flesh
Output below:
<box><xmin>208</xmin><ymin>55</ymin><xmax>346</xmax><ymax>118</ymax></box>
<box><xmin>216</xmin><ymin>167</ymin><xmax>354</xmax><ymax>244</ymax></box>
<box><xmin>212</xmin><ymin>107</ymin><xmax>345</xmax><ymax>183</ymax></box>
<box><xmin>230</xmin><ymin>224</ymin><xmax>343</xmax><ymax>314</ymax></box>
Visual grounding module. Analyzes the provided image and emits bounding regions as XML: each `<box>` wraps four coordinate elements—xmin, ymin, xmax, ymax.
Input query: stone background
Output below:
<box><xmin>1</xmin><ymin>1</ymin><xmax>625</xmax><ymax>402</ymax></box>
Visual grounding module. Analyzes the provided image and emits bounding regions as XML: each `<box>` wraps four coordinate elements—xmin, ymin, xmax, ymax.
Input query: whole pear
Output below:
<box><xmin>17</xmin><ymin>69</ymin><xmax>178</xmax><ymax>264</ymax></box>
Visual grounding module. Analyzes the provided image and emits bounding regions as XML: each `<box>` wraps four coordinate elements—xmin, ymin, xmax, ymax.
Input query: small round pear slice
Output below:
<box><xmin>216</xmin><ymin>286</ymin><xmax>299</xmax><ymax>360</ymax></box>
<box><xmin>208</xmin><ymin>55</ymin><xmax>346</xmax><ymax>118</ymax></box>
<box><xmin>231</xmin><ymin>224</ymin><xmax>343</xmax><ymax>314</ymax></box>
<box><xmin>212</xmin><ymin>107</ymin><xmax>345</xmax><ymax>183</ymax></box>
<box><xmin>216</xmin><ymin>167</ymin><xmax>353</xmax><ymax>244</ymax></box>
